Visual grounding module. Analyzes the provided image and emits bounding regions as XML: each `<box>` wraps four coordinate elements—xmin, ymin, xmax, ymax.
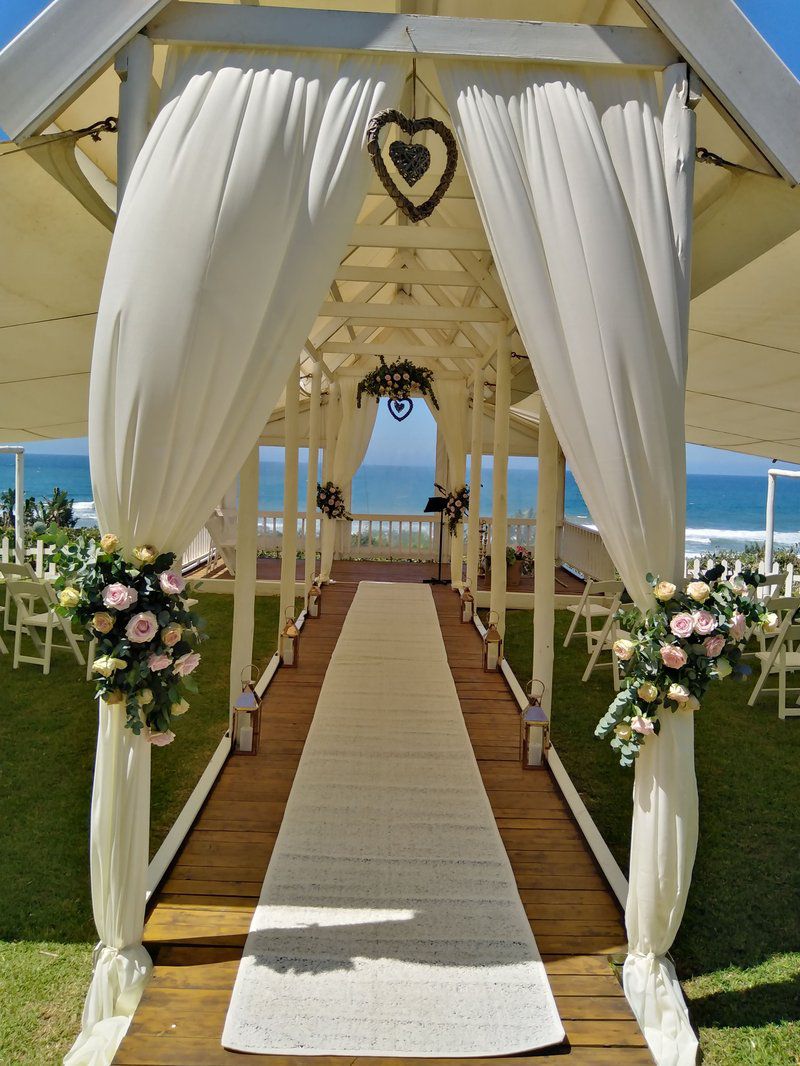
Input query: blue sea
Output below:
<box><xmin>3</xmin><ymin>453</ymin><xmax>799</xmax><ymax>556</ymax></box>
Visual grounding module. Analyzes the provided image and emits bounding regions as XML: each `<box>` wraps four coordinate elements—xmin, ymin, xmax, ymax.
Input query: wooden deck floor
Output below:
<box><xmin>116</xmin><ymin>573</ymin><xmax>650</xmax><ymax>1065</ymax></box>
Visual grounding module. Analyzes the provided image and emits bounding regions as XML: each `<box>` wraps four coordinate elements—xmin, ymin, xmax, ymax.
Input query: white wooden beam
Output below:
<box><xmin>349</xmin><ymin>225</ymin><xmax>490</xmax><ymax>252</ymax></box>
<box><xmin>321</xmin><ymin>341</ymin><xmax>481</xmax><ymax>359</ymax></box>
<box><xmin>146</xmin><ymin>5</ymin><xmax>679</xmax><ymax>70</ymax></box>
<box><xmin>319</xmin><ymin>301</ymin><xmax>504</xmax><ymax>323</ymax></box>
<box><xmin>367</xmin><ymin>174</ymin><xmax>474</xmax><ymax>199</ymax></box>
<box><xmin>335</xmin><ymin>265</ymin><xmax>476</xmax><ymax>287</ymax></box>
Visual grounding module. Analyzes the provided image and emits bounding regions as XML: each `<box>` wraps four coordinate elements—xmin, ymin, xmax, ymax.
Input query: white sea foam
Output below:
<box><xmin>73</xmin><ymin>501</ymin><xmax>98</xmax><ymax>528</ymax></box>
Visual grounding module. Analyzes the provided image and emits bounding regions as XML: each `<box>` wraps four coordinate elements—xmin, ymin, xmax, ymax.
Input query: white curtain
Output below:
<box><xmin>426</xmin><ymin>376</ymin><xmax>470</xmax><ymax>586</ymax></box>
<box><xmin>439</xmin><ymin>60</ymin><xmax>698</xmax><ymax>1066</ymax></box>
<box><xmin>319</xmin><ymin>376</ymin><xmax>378</xmax><ymax>580</ymax></box>
<box><xmin>205</xmin><ymin>481</ymin><xmax>239</xmax><ymax>575</ymax></box>
<box><xmin>67</xmin><ymin>47</ymin><xmax>402</xmax><ymax>1066</ymax></box>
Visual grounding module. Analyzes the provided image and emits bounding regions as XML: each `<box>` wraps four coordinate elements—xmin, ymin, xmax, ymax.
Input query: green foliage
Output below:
<box><xmin>356</xmin><ymin>356</ymin><xmax>439</xmax><ymax>409</ymax></box>
<box><xmin>502</xmin><ymin>608</ymin><xmax>800</xmax><ymax>1066</ymax></box>
<box><xmin>29</xmin><ymin>487</ymin><xmax>77</xmax><ymax>531</ymax></box>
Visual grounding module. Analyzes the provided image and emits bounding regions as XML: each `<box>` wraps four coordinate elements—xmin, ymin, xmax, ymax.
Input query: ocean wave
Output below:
<box><xmin>685</xmin><ymin>527</ymin><xmax>800</xmax><ymax>546</ymax></box>
<box><xmin>73</xmin><ymin>501</ymin><xmax>98</xmax><ymax>528</ymax></box>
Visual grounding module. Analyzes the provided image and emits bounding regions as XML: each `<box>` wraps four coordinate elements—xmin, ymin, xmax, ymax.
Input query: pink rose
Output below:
<box><xmin>174</xmin><ymin>651</ymin><xmax>201</xmax><ymax>676</ymax></box>
<box><xmin>147</xmin><ymin>653</ymin><xmax>172</xmax><ymax>672</ymax></box>
<box><xmin>729</xmin><ymin>612</ymin><xmax>746</xmax><ymax>641</ymax></box>
<box><xmin>125</xmin><ymin>611</ymin><xmax>159</xmax><ymax>644</ymax></box>
<box><xmin>703</xmin><ymin>634</ymin><xmax>726</xmax><ymax>658</ymax></box>
<box><xmin>660</xmin><ymin>644</ymin><xmax>688</xmax><ymax>669</ymax></box>
<box><xmin>146</xmin><ymin>729</ymin><xmax>175</xmax><ymax>747</ymax></box>
<box><xmin>693</xmin><ymin>610</ymin><xmax>716</xmax><ymax>636</ymax></box>
<box><xmin>159</xmin><ymin>570</ymin><xmax>186</xmax><ymax>596</ymax></box>
<box><xmin>669</xmin><ymin>612</ymin><xmax>694</xmax><ymax>639</ymax></box>
<box><xmin>631</xmin><ymin>715</ymin><xmax>656</xmax><ymax>735</ymax></box>
<box><xmin>101</xmin><ymin>583</ymin><xmax>138</xmax><ymax>611</ymax></box>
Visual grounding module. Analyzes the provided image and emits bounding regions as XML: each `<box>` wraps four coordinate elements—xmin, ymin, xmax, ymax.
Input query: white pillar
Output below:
<box><xmin>229</xmin><ymin>444</ymin><xmax>259</xmax><ymax>712</ymax></box>
<box><xmin>14</xmin><ymin>449</ymin><xmax>24</xmax><ymax>564</ymax></box>
<box><xmin>466</xmin><ymin>365</ymin><xmax>484</xmax><ymax>593</ymax></box>
<box><xmin>280</xmin><ymin>363</ymin><xmax>300</xmax><ymax>635</ymax></box>
<box><xmin>434</xmin><ymin>424</ymin><xmax>451</xmax><ymax>564</ymax></box>
<box><xmin>765</xmin><ymin>470</ymin><xmax>776</xmax><ymax>576</ymax></box>
<box><xmin>489</xmin><ymin>326</ymin><xmax>511</xmax><ymax>637</ymax></box>
<box><xmin>114</xmin><ymin>34</ymin><xmax>153</xmax><ymax>205</ymax></box>
<box><xmin>532</xmin><ymin>403</ymin><xmax>559</xmax><ymax>722</ymax></box>
<box><xmin>304</xmin><ymin>362</ymin><xmax>322</xmax><ymax>595</ymax></box>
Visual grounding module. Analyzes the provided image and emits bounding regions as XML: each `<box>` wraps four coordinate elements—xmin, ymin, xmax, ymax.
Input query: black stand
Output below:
<box><xmin>422</xmin><ymin>496</ymin><xmax>450</xmax><ymax>586</ymax></box>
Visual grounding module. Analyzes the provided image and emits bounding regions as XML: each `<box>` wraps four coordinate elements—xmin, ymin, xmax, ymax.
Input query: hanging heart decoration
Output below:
<box><xmin>389</xmin><ymin>398</ymin><xmax>413</xmax><ymax>422</ymax></box>
<box><xmin>367</xmin><ymin>108</ymin><xmax>458</xmax><ymax>223</ymax></box>
<box><xmin>388</xmin><ymin>140</ymin><xmax>430</xmax><ymax>186</ymax></box>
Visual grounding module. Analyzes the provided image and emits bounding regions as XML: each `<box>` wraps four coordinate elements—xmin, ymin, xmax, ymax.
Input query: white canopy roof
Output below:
<box><xmin>2</xmin><ymin>0</ymin><xmax>800</xmax><ymax>459</ymax></box>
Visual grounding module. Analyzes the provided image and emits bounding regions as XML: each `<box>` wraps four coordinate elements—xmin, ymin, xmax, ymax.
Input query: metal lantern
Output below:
<box><xmin>482</xmin><ymin>611</ymin><xmax>503</xmax><ymax>671</ymax></box>
<box><xmin>233</xmin><ymin>665</ymin><xmax>260</xmax><ymax>755</ymax></box>
<box><xmin>521</xmin><ymin>679</ymin><xmax>550</xmax><ymax>768</ymax></box>
<box><xmin>280</xmin><ymin>609</ymin><xmax>300</xmax><ymax>667</ymax></box>
<box><xmin>460</xmin><ymin>585</ymin><xmax>475</xmax><ymax>624</ymax></box>
<box><xmin>307</xmin><ymin>582</ymin><xmax>322</xmax><ymax>618</ymax></box>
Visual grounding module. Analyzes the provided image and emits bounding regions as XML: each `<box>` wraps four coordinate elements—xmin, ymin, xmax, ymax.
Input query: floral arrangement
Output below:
<box><xmin>435</xmin><ymin>482</ymin><xmax>469</xmax><ymax>535</ymax></box>
<box><xmin>506</xmin><ymin>544</ymin><xmax>534</xmax><ymax>575</ymax></box>
<box><xmin>595</xmin><ymin>569</ymin><xmax>773</xmax><ymax>766</ymax></box>
<box><xmin>316</xmin><ymin>481</ymin><xmax>351</xmax><ymax>520</ymax></box>
<box><xmin>356</xmin><ymin>357</ymin><xmax>438</xmax><ymax>409</ymax></box>
<box><xmin>52</xmin><ymin>533</ymin><xmax>206</xmax><ymax>745</ymax></box>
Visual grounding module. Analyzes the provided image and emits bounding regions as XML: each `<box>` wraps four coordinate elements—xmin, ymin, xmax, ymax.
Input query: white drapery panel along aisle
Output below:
<box><xmin>426</xmin><ymin>376</ymin><xmax>470</xmax><ymax>587</ymax></box>
<box><xmin>439</xmin><ymin>61</ymin><xmax>698</xmax><ymax>1066</ymax></box>
<box><xmin>66</xmin><ymin>48</ymin><xmax>402</xmax><ymax>1066</ymax></box>
<box><xmin>319</xmin><ymin>376</ymin><xmax>379</xmax><ymax>582</ymax></box>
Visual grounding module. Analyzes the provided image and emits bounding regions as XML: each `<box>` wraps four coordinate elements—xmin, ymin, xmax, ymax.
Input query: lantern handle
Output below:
<box><xmin>240</xmin><ymin>663</ymin><xmax>259</xmax><ymax>690</ymax></box>
<box><xmin>527</xmin><ymin>678</ymin><xmax>545</xmax><ymax>702</ymax></box>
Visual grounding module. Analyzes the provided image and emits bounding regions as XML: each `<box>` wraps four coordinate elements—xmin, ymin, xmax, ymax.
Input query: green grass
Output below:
<box><xmin>0</xmin><ymin>591</ymin><xmax>282</xmax><ymax>1065</ymax></box>
<box><xmin>502</xmin><ymin>609</ymin><xmax>800</xmax><ymax>1066</ymax></box>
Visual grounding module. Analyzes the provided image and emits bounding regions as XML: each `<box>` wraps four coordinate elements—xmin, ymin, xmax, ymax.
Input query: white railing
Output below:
<box><xmin>1</xmin><ymin>535</ymin><xmax>58</xmax><ymax>578</ymax></box>
<box><xmin>685</xmin><ymin>555</ymin><xmax>795</xmax><ymax>595</ymax></box>
<box><xmin>181</xmin><ymin>526</ymin><xmax>216</xmax><ymax>573</ymax></box>
<box><xmin>559</xmin><ymin>520</ymin><xmax>616</xmax><ymax>582</ymax></box>
<box><xmin>257</xmin><ymin>511</ymin><xmax>311</xmax><ymax>551</ymax></box>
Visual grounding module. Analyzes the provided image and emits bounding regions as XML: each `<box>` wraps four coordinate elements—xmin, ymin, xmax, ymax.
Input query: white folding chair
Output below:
<box><xmin>577</xmin><ymin>582</ymin><xmax>626</xmax><ymax>689</ymax></box>
<box><xmin>564</xmin><ymin>579</ymin><xmax>624</xmax><ymax>653</ymax></box>
<box><xmin>748</xmin><ymin>597</ymin><xmax>800</xmax><ymax>719</ymax></box>
<box><xmin>0</xmin><ymin>562</ymin><xmax>85</xmax><ymax>674</ymax></box>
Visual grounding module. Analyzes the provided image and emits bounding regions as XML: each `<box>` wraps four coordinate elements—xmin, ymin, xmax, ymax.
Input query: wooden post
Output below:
<box><xmin>279</xmin><ymin>362</ymin><xmax>300</xmax><ymax>636</ymax></box>
<box><xmin>304</xmin><ymin>361</ymin><xmax>322</xmax><ymax>594</ymax></box>
<box><xmin>532</xmin><ymin>404</ymin><xmax>559</xmax><ymax>723</ymax></box>
<box><xmin>466</xmin><ymin>365</ymin><xmax>484</xmax><ymax>593</ymax></box>
<box><xmin>114</xmin><ymin>34</ymin><xmax>153</xmax><ymax>205</ymax></box>
<box><xmin>489</xmin><ymin>325</ymin><xmax>511</xmax><ymax>636</ymax></box>
<box><xmin>229</xmin><ymin>445</ymin><xmax>259</xmax><ymax>715</ymax></box>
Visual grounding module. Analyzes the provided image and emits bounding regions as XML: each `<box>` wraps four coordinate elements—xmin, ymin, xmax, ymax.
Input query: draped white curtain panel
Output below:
<box><xmin>67</xmin><ymin>48</ymin><xmax>402</xmax><ymax>1066</ymax></box>
<box><xmin>319</xmin><ymin>376</ymin><xmax>378</xmax><ymax>581</ymax></box>
<box><xmin>439</xmin><ymin>60</ymin><xmax>698</xmax><ymax>1066</ymax></box>
<box><xmin>426</xmin><ymin>376</ymin><xmax>470</xmax><ymax>586</ymax></box>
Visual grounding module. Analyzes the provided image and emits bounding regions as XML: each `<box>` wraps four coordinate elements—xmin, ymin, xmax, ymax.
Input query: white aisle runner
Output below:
<box><xmin>222</xmin><ymin>582</ymin><xmax>564</xmax><ymax>1057</ymax></box>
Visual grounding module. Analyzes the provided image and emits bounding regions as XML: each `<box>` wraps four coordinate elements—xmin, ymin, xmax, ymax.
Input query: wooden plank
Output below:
<box><xmin>145</xmin><ymin>5</ymin><xmax>679</xmax><ymax>70</ymax></box>
<box><xmin>321</xmin><ymin>340</ymin><xmax>481</xmax><ymax>358</ymax></box>
<box><xmin>348</xmin><ymin>225</ymin><xmax>490</xmax><ymax>252</ymax></box>
<box><xmin>319</xmin><ymin>301</ymin><xmax>504</xmax><ymax>323</ymax></box>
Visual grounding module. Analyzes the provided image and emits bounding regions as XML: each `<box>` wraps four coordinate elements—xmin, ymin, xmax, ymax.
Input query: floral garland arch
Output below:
<box><xmin>356</xmin><ymin>356</ymin><xmax>438</xmax><ymax>420</ymax></box>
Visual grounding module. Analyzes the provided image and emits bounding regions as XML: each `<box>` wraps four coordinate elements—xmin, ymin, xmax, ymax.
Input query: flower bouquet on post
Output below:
<box><xmin>52</xmin><ymin>532</ymin><xmax>206</xmax><ymax>746</ymax></box>
<box><xmin>436</xmin><ymin>483</ymin><xmax>469</xmax><ymax>535</ymax></box>
<box><xmin>316</xmin><ymin>482</ymin><xmax>351</xmax><ymax>520</ymax></box>
<box><xmin>595</xmin><ymin>568</ymin><xmax>772</xmax><ymax>766</ymax></box>
<box><xmin>356</xmin><ymin>357</ymin><xmax>439</xmax><ymax>409</ymax></box>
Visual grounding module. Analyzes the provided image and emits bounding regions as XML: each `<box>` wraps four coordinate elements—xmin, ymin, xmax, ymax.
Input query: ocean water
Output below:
<box><xmin>2</xmin><ymin>453</ymin><xmax>798</xmax><ymax>556</ymax></box>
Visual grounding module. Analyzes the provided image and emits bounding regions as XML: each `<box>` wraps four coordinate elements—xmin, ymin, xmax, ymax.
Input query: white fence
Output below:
<box><xmin>685</xmin><ymin>555</ymin><xmax>795</xmax><ymax>595</ymax></box>
<box><xmin>0</xmin><ymin>535</ymin><xmax>58</xmax><ymax>578</ymax></box>
<box><xmin>181</xmin><ymin>526</ymin><xmax>215</xmax><ymax>573</ymax></box>
<box><xmin>560</xmin><ymin>520</ymin><xmax>617</xmax><ymax>582</ymax></box>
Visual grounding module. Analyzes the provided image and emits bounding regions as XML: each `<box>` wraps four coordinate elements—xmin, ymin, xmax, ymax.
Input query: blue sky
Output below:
<box><xmin>3</xmin><ymin>1</ymin><xmax>799</xmax><ymax>475</ymax></box>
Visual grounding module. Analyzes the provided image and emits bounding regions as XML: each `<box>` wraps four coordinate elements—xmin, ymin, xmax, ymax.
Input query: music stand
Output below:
<box><xmin>423</xmin><ymin>496</ymin><xmax>450</xmax><ymax>586</ymax></box>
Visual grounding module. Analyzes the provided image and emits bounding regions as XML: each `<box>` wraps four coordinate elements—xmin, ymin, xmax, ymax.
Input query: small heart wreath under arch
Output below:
<box><xmin>366</xmin><ymin>108</ymin><xmax>459</xmax><ymax>223</ymax></box>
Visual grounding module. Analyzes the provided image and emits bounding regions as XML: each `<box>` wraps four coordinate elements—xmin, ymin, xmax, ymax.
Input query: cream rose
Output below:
<box><xmin>99</xmin><ymin>533</ymin><xmax>120</xmax><ymax>554</ymax></box>
<box><xmin>133</xmin><ymin>544</ymin><xmax>158</xmax><ymax>566</ymax></box>
<box><xmin>92</xmin><ymin>655</ymin><xmax>127</xmax><ymax>678</ymax></box>
<box><xmin>686</xmin><ymin>581</ymin><xmax>711</xmax><ymax>603</ymax></box>
<box><xmin>614</xmin><ymin>722</ymin><xmax>633</xmax><ymax>740</ymax></box>
<box><xmin>668</xmin><ymin>682</ymin><xmax>690</xmax><ymax>704</ymax></box>
<box><xmin>761</xmin><ymin>612</ymin><xmax>780</xmax><ymax>636</ymax></box>
<box><xmin>92</xmin><ymin>612</ymin><xmax>115</xmax><ymax>635</ymax></box>
<box><xmin>136</xmin><ymin>688</ymin><xmax>154</xmax><ymax>707</ymax></box>
<box><xmin>161</xmin><ymin>623</ymin><xmax>183</xmax><ymax>648</ymax></box>
<box><xmin>637</xmin><ymin>681</ymin><xmax>659</xmax><ymax>703</ymax></box>
<box><xmin>612</xmin><ymin>638</ymin><xmax>636</xmax><ymax>661</ymax></box>
<box><xmin>58</xmin><ymin>587</ymin><xmax>81</xmax><ymax>608</ymax></box>
<box><xmin>171</xmin><ymin>699</ymin><xmax>190</xmax><ymax>717</ymax></box>
<box><xmin>654</xmin><ymin>580</ymin><xmax>677</xmax><ymax>602</ymax></box>
<box><xmin>715</xmin><ymin>658</ymin><xmax>732</xmax><ymax>679</ymax></box>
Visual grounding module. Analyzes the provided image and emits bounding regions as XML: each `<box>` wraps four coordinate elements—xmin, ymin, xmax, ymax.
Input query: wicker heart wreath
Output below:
<box><xmin>366</xmin><ymin>108</ymin><xmax>458</xmax><ymax>222</ymax></box>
